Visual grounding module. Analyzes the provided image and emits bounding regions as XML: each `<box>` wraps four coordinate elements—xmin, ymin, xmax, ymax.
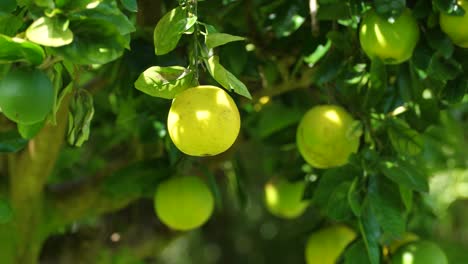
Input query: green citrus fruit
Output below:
<box><xmin>154</xmin><ymin>176</ymin><xmax>214</xmax><ymax>231</ymax></box>
<box><xmin>296</xmin><ymin>105</ymin><xmax>361</xmax><ymax>169</ymax></box>
<box><xmin>264</xmin><ymin>178</ymin><xmax>309</xmax><ymax>219</ymax></box>
<box><xmin>391</xmin><ymin>240</ymin><xmax>448</xmax><ymax>264</ymax></box>
<box><xmin>388</xmin><ymin>233</ymin><xmax>420</xmax><ymax>254</ymax></box>
<box><xmin>359</xmin><ymin>8</ymin><xmax>420</xmax><ymax>64</ymax></box>
<box><xmin>17</xmin><ymin>120</ymin><xmax>45</xmax><ymax>139</ymax></box>
<box><xmin>0</xmin><ymin>68</ymin><xmax>54</xmax><ymax>124</ymax></box>
<box><xmin>167</xmin><ymin>85</ymin><xmax>241</xmax><ymax>156</ymax></box>
<box><xmin>305</xmin><ymin>225</ymin><xmax>357</xmax><ymax>264</ymax></box>
<box><xmin>440</xmin><ymin>0</ymin><xmax>468</xmax><ymax>48</ymax></box>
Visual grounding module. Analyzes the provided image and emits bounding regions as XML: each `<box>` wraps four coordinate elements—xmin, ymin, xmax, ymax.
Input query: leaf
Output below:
<box><xmin>387</xmin><ymin>118</ymin><xmax>423</xmax><ymax>156</ymax></box>
<box><xmin>0</xmin><ymin>34</ymin><xmax>45</xmax><ymax>65</ymax></box>
<box><xmin>359</xmin><ymin>202</ymin><xmax>381</xmax><ymax>264</ymax></box>
<box><xmin>427</xmin><ymin>53</ymin><xmax>462</xmax><ymax>81</ymax></box>
<box><xmin>380</xmin><ymin>158</ymin><xmax>429</xmax><ymax>192</ymax></box>
<box><xmin>254</xmin><ymin>102</ymin><xmax>302</xmax><ymax>139</ymax></box>
<box><xmin>348</xmin><ymin>177</ymin><xmax>364</xmax><ymax>217</ymax></box>
<box><xmin>0</xmin><ymin>130</ymin><xmax>28</xmax><ymax>153</ymax></box>
<box><xmin>373</xmin><ymin>0</ymin><xmax>406</xmax><ymax>19</ymax></box>
<box><xmin>326</xmin><ymin>181</ymin><xmax>353</xmax><ymax>220</ymax></box>
<box><xmin>67</xmin><ymin>89</ymin><xmax>95</xmax><ymax>147</ymax></box>
<box><xmin>0</xmin><ymin>199</ymin><xmax>13</xmax><ymax>224</ymax></box>
<box><xmin>368</xmin><ymin>175</ymin><xmax>406</xmax><ymax>238</ymax></box>
<box><xmin>304</xmin><ymin>39</ymin><xmax>331</xmax><ymax>66</ymax></box>
<box><xmin>54</xmin><ymin>19</ymin><xmax>129</xmax><ymax>65</ymax></box>
<box><xmin>120</xmin><ymin>0</ymin><xmax>137</xmax><ymax>12</ymax></box>
<box><xmin>369</xmin><ymin>58</ymin><xmax>387</xmax><ymax>90</ymax></box>
<box><xmin>206</xmin><ymin>56</ymin><xmax>252</xmax><ymax>99</ymax></box>
<box><xmin>0</xmin><ymin>0</ymin><xmax>17</xmax><ymax>14</ymax></box>
<box><xmin>72</xmin><ymin>1</ymin><xmax>136</xmax><ymax>35</ymax></box>
<box><xmin>272</xmin><ymin>4</ymin><xmax>305</xmax><ymax>37</ymax></box>
<box><xmin>205</xmin><ymin>32</ymin><xmax>245</xmax><ymax>49</ymax></box>
<box><xmin>399</xmin><ymin>185</ymin><xmax>413</xmax><ymax>213</ymax></box>
<box><xmin>344</xmin><ymin>240</ymin><xmax>372</xmax><ymax>264</ymax></box>
<box><xmin>26</xmin><ymin>17</ymin><xmax>73</xmax><ymax>47</ymax></box>
<box><xmin>443</xmin><ymin>78</ymin><xmax>468</xmax><ymax>104</ymax></box>
<box><xmin>153</xmin><ymin>7</ymin><xmax>197</xmax><ymax>55</ymax></box>
<box><xmin>0</xmin><ymin>14</ymin><xmax>22</xmax><ymax>36</ymax></box>
<box><xmin>134</xmin><ymin>66</ymin><xmax>196</xmax><ymax>99</ymax></box>
<box><xmin>313</xmin><ymin>165</ymin><xmax>355</xmax><ymax>205</ymax></box>
<box><xmin>425</xmin><ymin>28</ymin><xmax>454</xmax><ymax>59</ymax></box>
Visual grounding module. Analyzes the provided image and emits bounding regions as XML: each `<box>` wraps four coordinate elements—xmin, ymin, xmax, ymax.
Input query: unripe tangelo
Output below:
<box><xmin>305</xmin><ymin>225</ymin><xmax>356</xmax><ymax>264</ymax></box>
<box><xmin>167</xmin><ymin>85</ymin><xmax>241</xmax><ymax>156</ymax></box>
<box><xmin>296</xmin><ymin>105</ymin><xmax>361</xmax><ymax>169</ymax></box>
<box><xmin>264</xmin><ymin>178</ymin><xmax>309</xmax><ymax>219</ymax></box>
<box><xmin>154</xmin><ymin>176</ymin><xmax>214</xmax><ymax>231</ymax></box>
<box><xmin>359</xmin><ymin>8</ymin><xmax>420</xmax><ymax>64</ymax></box>
<box><xmin>0</xmin><ymin>68</ymin><xmax>54</xmax><ymax>124</ymax></box>
<box><xmin>440</xmin><ymin>0</ymin><xmax>468</xmax><ymax>48</ymax></box>
<box><xmin>391</xmin><ymin>240</ymin><xmax>448</xmax><ymax>264</ymax></box>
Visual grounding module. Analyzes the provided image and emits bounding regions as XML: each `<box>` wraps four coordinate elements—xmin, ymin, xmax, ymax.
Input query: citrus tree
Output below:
<box><xmin>0</xmin><ymin>0</ymin><xmax>468</xmax><ymax>263</ymax></box>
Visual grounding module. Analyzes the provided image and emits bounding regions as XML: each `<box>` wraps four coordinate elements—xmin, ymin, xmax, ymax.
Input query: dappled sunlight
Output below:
<box><xmin>403</xmin><ymin>252</ymin><xmax>414</xmax><ymax>264</ymax></box>
<box><xmin>425</xmin><ymin>169</ymin><xmax>468</xmax><ymax>215</ymax></box>
<box><xmin>324</xmin><ymin>110</ymin><xmax>342</xmax><ymax>125</ymax></box>
<box><xmin>374</xmin><ymin>24</ymin><xmax>387</xmax><ymax>48</ymax></box>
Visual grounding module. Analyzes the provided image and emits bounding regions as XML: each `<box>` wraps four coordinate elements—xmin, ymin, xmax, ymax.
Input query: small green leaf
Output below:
<box><xmin>134</xmin><ymin>66</ymin><xmax>196</xmax><ymax>99</ymax></box>
<box><xmin>34</xmin><ymin>0</ymin><xmax>54</xmax><ymax>8</ymax></box>
<box><xmin>359</xmin><ymin>202</ymin><xmax>381</xmax><ymax>264</ymax></box>
<box><xmin>388</xmin><ymin>118</ymin><xmax>423</xmax><ymax>156</ymax></box>
<box><xmin>348</xmin><ymin>177</ymin><xmax>364</xmax><ymax>217</ymax></box>
<box><xmin>0</xmin><ymin>14</ymin><xmax>22</xmax><ymax>36</ymax></box>
<box><xmin>120</xmin><ymin>0</ymin><xmax>137</xmax><ymax>12</ymax></box>
<box><xmin>327</xmin><ymin>181</ymin><xmax>353</xmax><ymax>220</ymax></box>
<box><xmin>368</xmin><ymin>175</ymin><xmax>406</xmax><ymax>238</ymax></box>
<box><xmin>67</xmin><ymin>89</ymin><xmax>94</xmax><ymax>147</ymax></box>
<box><xmin>304</xmin><ymin>40</ymin><xmax>331</xmax><ymax>66</ymax></box>
<box><xmin>374</xmin><ymin>0</ymin><xmax>406</xmax><ymax>19</ymax></box>
<box><xmin>0</xmin><ymin>199</ymin><xmax>13</xmax><ymax>224</ymax></box>
<box><xmin>344</xmin><ymin>240</ymin><xmax>372</xmax><ymax>264</ymax></box>
<box><xmin>0</xmin><ymin>34</ymin><xmax>45</xmax><ymax>65</ymax></box>
<box><xmin>26</xmin><ymin>17</ymin><xmax>73</xmax><ymax>47</ymax></box>
<box><xmin>0</xmin><ymin>0</ymin><xmax>17</xmax><ymax>13</ymax></box>
<box><xmin>154</xmin><ymin>7</ymin><xmax>197</xmax><ymax>55</ymax></box>
<box><xmin>206</xmin><ymin>56</ymin><xmax>252</xmax><ymax>99</ymax></box>
<box><xmin>380</xmin><ymin>158</ymin><xmax>429</xmax><ymax>192</ymax></box>
<box><xmin>0</xmin><ymin>130</ymin><xmax>28</xmax><ymax>153</ymax></box>
<box><xmin>205</xmin><ymin>32</ymin><xmax>245</xmax><ymax>49</ymax></box>
<box><xmin>427</xmin><ymin>53</ymin><xmax>462</xmax><ymax>81</ymax></box>
<box><xmin>399</xmin><ymin>185</ymin><xmax>413</xmax><ymax>213</ymax></box>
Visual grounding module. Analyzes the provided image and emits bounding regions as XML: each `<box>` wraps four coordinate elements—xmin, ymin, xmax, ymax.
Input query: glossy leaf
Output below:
<box><xmin>0</xmin><ymin>0</ymin><xmax>17</xmax><ymax>13</ymax></box>
<box><xmin>134</xmin><ymin>66</ymin><xmax>196</xmax><ymax>99</ymax></box>
<box><xmin>359</xmin><ymin>202</ymin><xmax>381</xmax><ymax>264</ymax></box>
<box><xmin>206</xmin><ymin>56</ymin><xmax>252</xmax><ymax>99</ymax></box>
<box><xmin>380</xmin><ymin>158</ymin><xmax>429</xmax><ymax>192</ymax></box>
<box><xmin>154</xmin><ymin>7</ymin><xmax>197</xmax><ymax>55</ymax></box>
<box><xmin>120</xmin><ymin>0</ymin><xmax>137</xmax><ymax>12</ymax></box>
<box><xmin>205</xmin><ymin>32</ymin><xmax>245</xmax><ymax>49</ymax></box>
<box><xmin>0</xmin><ymin>34</ymin><xmax>45</xmax><ymax>65</ymax></box>
<box><xmin>26</xmin><ymin>17</ymin><xmax>73</xmax><ymax>47</ymax></box>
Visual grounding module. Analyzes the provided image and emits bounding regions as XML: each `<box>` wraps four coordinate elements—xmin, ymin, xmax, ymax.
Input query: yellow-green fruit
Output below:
<box><xmin>359</xmin><ymin>8</ymin><xmax>420</xmax><ymax>64</ymax></box>
<box><xmin>388</xmin><ymin>232</ymin><xmax>420</xmax><ymax>254</ymax></box>
<box><xmin>167</xmin><ymin>85</ymin><xmax>241</xmax><ymax>156</ymax></box>
<box><xmin>440</xmin><ymin>0</ymin><xmax>468</xmax><ymax>48</ymax></box>
<box><xmin>305</xmin><ymin>225</ymin><xmax>357</xmax><ymax>264</ymax></box>
<box><xmin>0</xmin><ymin>68</ymin><xmax>54</xmax><ymax>124</ymax></box>
<box><xmin>391</xmin><ymin>240</ymin><xmax>448</xmax><ymax>264</ymax></box>
<box><xmin>296</xmin><ymin>105</ymin><xmax>361</xmax><ymax>169</ymax></box>
<box><xmin>154</xmin><ymin>176</ymin><xmax>214</xmax><ymax>231</ymax></box>
<box><xmin>264</xmin><ymin>179</ymin><xmax>309</xmax><ymax>219</ymax></box>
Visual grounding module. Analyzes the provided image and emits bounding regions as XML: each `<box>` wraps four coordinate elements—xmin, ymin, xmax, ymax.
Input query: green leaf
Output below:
<box><xmin>427</xmin><ymin>53</ymin><xmax>462</xmax><ymax>81</ymax></box>
<box><xmin>0</xmin><ymin>199</ymin><xmax>13</xmax><ymax>224</ymax></box>
<box><xmin>72</xmin><ymin>1</ymin><xmax>136</xmax><ymax>35</ymax></box>
<box><xmin>153</xmin><ymin>7</ymin><xmax>197</xmax><ymax>55</ymax></box>
<box><xmin>344</xmin><ymin>240</ymin><xmax>372</xmax><ymax>264</ymax></box>
<box><xmin>254</xmin><ymin>103</ymin><xmax>302</xmax><ymax>139</ymax></box>
<box><xmin>304</xmin><ymin>39</ymin><xmax>331</xmax><ymax>66</ymax></box>
<box><xmin>359</xmin><ymin>202</ymin><xmax>381</xmax><ymax>264</ymax></box>
<box><xmin>380</xmin><ymin>158</ymin><xmax>429</xmax><ymax>192</ymax></box>
<box><xmin>0</xmin><ymin>34</ymin><xmax>45</xmax><ymax>65</ymax></box>
<box><xmin>369</xmin><ymin>58</ymin><xmax>387</xmax><ymax>90</ymax></box>
<box><xmin>272</xmin><ymin>5</ymin><xmax>305</xmax><ymax>37</ymax></box>
<box><xmin>0</xmin><ymin>14</ymin><xmax>22</xmax><ymax>36</ymax></box>
<box><xmin>443</xmin><ymin>78</ymin><xmax>468</xmax><ymax>104</ymax></box>
<box><xmin>120</xmin><ymin>0</ymin><xmax>137</xmax><ymax>12</ymax></box>
<box><xmin>205</xmin><ymin>32</ymin><xmax>245</xmax><ymax>49</ymax></box>
<box><xmin>0</xmin><ymin>0</ymin><xmax>17</xmax><ymax>13</ymax></box>
<box><xmin>426</xmin><ymin>29</ymin><xmax>454</xmax><ymax>59</ymax></box>
<box><xmin>206</xmin><ymin>56</ymin><xmax>252</xmax><ymax>99</ymax></box>
<box><xmin>399</xmin><ymin>185</ymin><xmax>413</xmax><ymax>213</ymax></box>
<box><xmin>67</xmin><ymin>89</ymin><xmax>94</xmax><ymax>147</ymax></box>
<box><xmin>348</xmin><ymin>177</ymin><xmax>364</xmax><ymax>217</ymax></box>
<box><xmin>134</xmin><ymin>66</ymin><xmax>196</xmax><ymax>99</ymax></box>
<box><xmin>388</xmin><ymin>118</ymin><xmax>423</xmax><ymax>156</ymax></box>
<box><xmin>34</xmin><ymin>0</ymin><xmax>54</xmax><ymax>8</ymax></box>
<box><xmin>55</xmin><ymin>19</ymin><xmax>129</xmax><ymax>65</ymax></box>
<box><xmin>374</xmin><ymin>0</ymin><xmax>406</xmax><ymax>19</ymax></box>
<box><xmin>17</xmin><ymin>120</ymin><xmax>45</xmax><ymax>139</ymax></box>
<box><xmin>368</xmin><ymin>175</ymin><xmax>406</xmax><ymax>238</ymax></box>
<box><xmin>26</xmin><ymin>17</ymin><xmax>73</xmax><ymax>47</ymax></box>
<box><xmin>327</xmin><ymin>181</ymin><xmax>353</xmax><ymax>220</ymax></box>
<box><xmin>0</xmin><ymin>130</ymin><xmax>28</xmax><ymax>153</ymax></box>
